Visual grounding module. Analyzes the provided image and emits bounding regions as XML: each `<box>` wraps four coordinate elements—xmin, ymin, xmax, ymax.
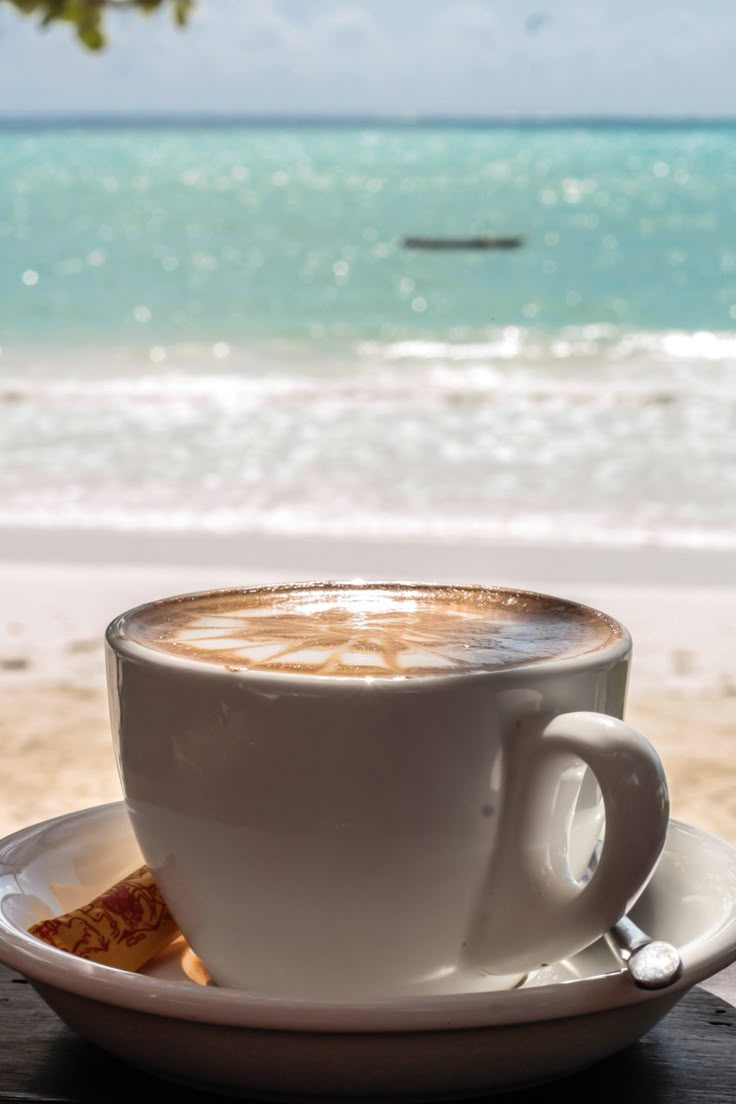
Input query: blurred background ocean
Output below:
<box><xmin>1</xmin><ymin>119</ymin><xmax>734</xmax><ymax>548</ymax></box>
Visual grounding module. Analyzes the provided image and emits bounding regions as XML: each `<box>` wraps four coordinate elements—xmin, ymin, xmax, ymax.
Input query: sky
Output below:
<box><xmin>0</xmin><ymin>0</ymin><xmax>735</xmax><ymax>118</ymax></box>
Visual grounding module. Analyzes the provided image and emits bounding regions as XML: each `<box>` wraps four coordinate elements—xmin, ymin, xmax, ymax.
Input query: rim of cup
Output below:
<box><xmin>105</xmin><ymin>579</ymin><xmax>632</xmax><ymax>685</ymax></box>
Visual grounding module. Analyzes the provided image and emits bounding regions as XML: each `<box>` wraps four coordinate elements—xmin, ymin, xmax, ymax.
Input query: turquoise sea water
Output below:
<box><xmin>1</xmin><ymin>121</ymin><xmax>735</xmax><ymax>547</ymax></box>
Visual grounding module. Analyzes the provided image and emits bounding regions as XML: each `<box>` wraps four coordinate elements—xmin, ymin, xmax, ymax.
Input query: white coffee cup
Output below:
<box><xmin>106</xmin><ymin>581</ymin><xmax>669</xmax><ymax>998</ymax></box>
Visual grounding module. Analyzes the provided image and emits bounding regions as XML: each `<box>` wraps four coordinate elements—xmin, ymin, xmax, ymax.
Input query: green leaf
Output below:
<box><xmin>1</xmin><ymin>0</ymin><xmax>196</xmax><ymax>49</ymax></box>
<box><xmin>174</xmin><ymin>0</ymin><xmax>192</xmax><ymax>28</ymax></box>
<box><xmin>78</xmin><ymin>22</ymin><xmax>104</xmax><ymax>49</ymax></box>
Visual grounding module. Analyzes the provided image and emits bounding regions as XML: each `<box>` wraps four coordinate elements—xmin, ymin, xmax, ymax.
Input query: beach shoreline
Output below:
<box><xmin>2</xmin><ymin>523</ymin><xmax>734</xmax><ymax>583</ymax></box>
<box><xmin>1</xmin><ymin>528</ymin><xmax>734</xmax><ymax>844</ymax></box>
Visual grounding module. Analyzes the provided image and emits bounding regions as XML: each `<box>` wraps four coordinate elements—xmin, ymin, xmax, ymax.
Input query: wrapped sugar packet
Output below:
<box><xmin>29</xmin><ymin>864</ymin><xmax>179</xmax><ymax>972</ymax></box>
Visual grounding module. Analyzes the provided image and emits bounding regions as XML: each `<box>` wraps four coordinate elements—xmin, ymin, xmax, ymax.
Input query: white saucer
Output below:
<box><xmin>0</xmin><ymin>803</ymin><xmax>735</xmax><ymax>1099</ymax></box>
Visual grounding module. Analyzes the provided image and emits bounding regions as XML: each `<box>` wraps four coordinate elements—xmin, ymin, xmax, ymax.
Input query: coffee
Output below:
<box><xmin>114</xmin><ymin>583</ymin><xmax>619</xmax><ymax>677</ymax></box>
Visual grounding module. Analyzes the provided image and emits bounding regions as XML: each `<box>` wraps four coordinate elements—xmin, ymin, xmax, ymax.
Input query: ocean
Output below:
<box><xmin>1</xmin><ymin>120</ymin><xmax>734</xmax><ymax>549</ymax></box>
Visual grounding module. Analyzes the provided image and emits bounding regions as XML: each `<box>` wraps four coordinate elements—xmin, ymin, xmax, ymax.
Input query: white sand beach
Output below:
<box><xmin>0</xmin><ymin>528</ymin><xmax>734</xmax><ymax>843</ymax></box>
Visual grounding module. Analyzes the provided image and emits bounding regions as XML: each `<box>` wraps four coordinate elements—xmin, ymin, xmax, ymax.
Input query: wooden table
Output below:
<box><xmin>0</xmin><ymin>963</ymin><xmax>733</xmax><ymax>1102</ymax></box>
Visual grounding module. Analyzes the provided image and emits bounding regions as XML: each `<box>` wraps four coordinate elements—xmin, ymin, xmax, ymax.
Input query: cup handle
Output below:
<box><xmin>465</xmin><ymin>711</ymin><xmax>669</xmax><ymax>975</ymax></box>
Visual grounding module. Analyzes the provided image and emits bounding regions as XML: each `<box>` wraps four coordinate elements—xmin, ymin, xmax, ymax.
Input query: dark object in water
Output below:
<box><xmin>402</xmin><ymin>235</ymin><xmax>524</xmax><ymax>251</ymax></box>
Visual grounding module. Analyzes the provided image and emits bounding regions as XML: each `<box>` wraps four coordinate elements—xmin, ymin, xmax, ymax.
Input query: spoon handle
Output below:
<box><xmin>605</xmin><ymin>916</ymin><xmax>683</xmax><ymax>990</ymax></box>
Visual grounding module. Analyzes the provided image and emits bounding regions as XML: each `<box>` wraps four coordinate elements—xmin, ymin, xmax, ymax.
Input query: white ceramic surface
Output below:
<box><xmin>0</xmin><ymin>803</ymin><xmax>734</xmax><ymax>1099</ymax></box>
<box><xmin>106</xmin><ymin>581</ymin><xmax>669</xmax><ymax>996</ymax></box>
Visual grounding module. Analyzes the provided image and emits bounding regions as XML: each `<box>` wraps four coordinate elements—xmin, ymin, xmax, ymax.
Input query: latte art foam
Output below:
<box><xmin>113</xmin><ymin>584</ymin><xmax>619</xmax><ymax>678</ymax></box>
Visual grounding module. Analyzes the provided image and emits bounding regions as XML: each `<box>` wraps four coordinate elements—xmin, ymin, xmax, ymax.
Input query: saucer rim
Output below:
<box><xmin>0</xmin><ymin>802</ymin><xmax>735</xmax><ymax>1034</ymax></box>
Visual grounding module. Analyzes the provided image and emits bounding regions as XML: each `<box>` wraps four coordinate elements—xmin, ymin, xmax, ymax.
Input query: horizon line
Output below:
<box><xmin>1</xmin><ymin>112</ymin><xmax>736</xmax><ymax>129</ymax></box>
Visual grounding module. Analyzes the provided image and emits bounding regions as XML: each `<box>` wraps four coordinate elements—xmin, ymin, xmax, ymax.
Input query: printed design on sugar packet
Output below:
<box><xmin>29</xmin><ymin>865</ymin><xmax>178</xmax><ymax>971</ymax></box>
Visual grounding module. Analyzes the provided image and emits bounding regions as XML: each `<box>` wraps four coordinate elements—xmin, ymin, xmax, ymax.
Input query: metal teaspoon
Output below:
<box><xmin>605</xmin><ymin>915</ymin><xmax>683</xmax><ymax>990</ymax></box>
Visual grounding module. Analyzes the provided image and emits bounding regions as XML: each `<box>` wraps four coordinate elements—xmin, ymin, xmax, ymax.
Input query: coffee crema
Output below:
<box><xmin>112</xmin><ymin>583</ymin><xmax>620</xmax><ymax>678</ymax></box>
